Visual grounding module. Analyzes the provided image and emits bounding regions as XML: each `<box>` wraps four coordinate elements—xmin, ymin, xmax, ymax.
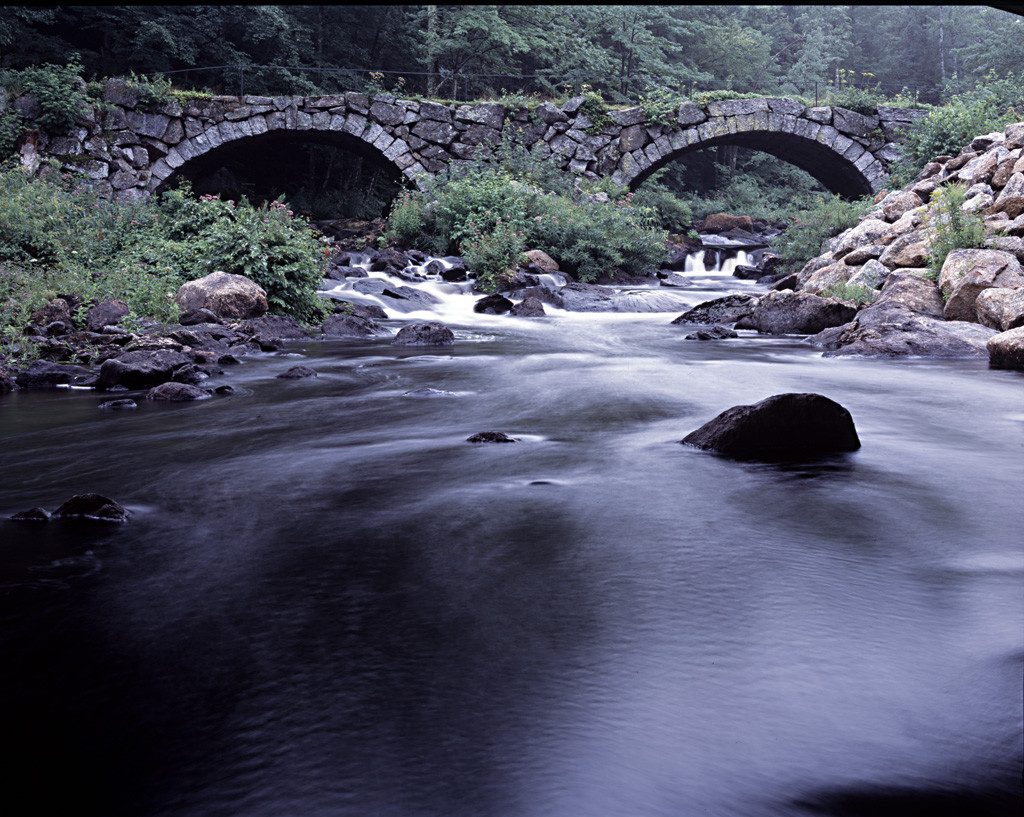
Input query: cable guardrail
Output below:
<box><xmin>153</xmin><ymin>64</ymin><xmax>931</xmax><ymax>108</ymax></box>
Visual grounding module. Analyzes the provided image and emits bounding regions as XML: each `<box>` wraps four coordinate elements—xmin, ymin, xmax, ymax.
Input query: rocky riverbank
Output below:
<box><xmin>671</xmin><ymin>120</ymin><xmax>1024</xmax><ymax>369</ymax></box>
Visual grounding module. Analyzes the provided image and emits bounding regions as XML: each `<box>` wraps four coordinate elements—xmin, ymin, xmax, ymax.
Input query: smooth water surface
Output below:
<box><xmin>1</xmin><ymin>272</ymin><xmax>1022</xmax><ymax>817</ymax></box>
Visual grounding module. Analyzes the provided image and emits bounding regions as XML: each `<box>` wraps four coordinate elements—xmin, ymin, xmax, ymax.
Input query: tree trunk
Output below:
<box><xmin>426</xmin><ymin>5</ymin><xmax>438</xmax><ymax>98</ymax></box>
<box><xmin>938</xmin><ymin>6</ymin><xmax>946</xmax><ymax>85</ymax></box>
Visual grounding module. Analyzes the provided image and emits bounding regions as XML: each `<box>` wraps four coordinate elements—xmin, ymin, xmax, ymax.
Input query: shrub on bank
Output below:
<box><xmin>385</xmin><ymin>150</ymin><xmax>667</xmax><ymax>291</ymax></box>
<box><xmin>0</xmin><ymin>164</ymin><xmax>328</xmax><ymax>354</ymax></box>
<box><xmin>775</xmin><ymin>193</ymin><xmax>874</xmax><ymax>271</ymax></box>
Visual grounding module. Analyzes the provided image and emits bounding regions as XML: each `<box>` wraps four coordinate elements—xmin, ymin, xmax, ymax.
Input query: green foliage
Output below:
<box><xmin>579</xmin><ymin>88</ymin><xmax>612</xmax><ymax>135</ymax></box>
<box><xmin>159</xmin><ymin>188</ymin><xmax>329</xmax><ymax>321</ymax></box>
<box><xmin>891</xmin><ymin>71</ymin><xmax>1024</xmax><ymax>185</ymax></box>
<box><xmin>460</xmin><ymin>218</ymin><xmax>528</xmax><ymax>291</ymax></box>
<box><xmin>384</xmin><ymin>139</ymin><xmax>667</xmax><ymax>291</ymax></box>
<box><xmin>0</xmin><ymin>166</ymin><xmax>329</xmax><ymax>347</ymax></box>
<box><xmin>126</xmin><ymin>71</ymin><xmax>175</xmax><ymax>108</ymax></box>
<box><xmin>2</xmin><ymin>59</ymin><xmax>88</xmax><ymax>133</ymax></box>
<box><xmin>639</xmin><ymin>87</ymin><xmax>682</xmax><ymax>127</ymax></box>
<box><xmin>924</xmin><ymin>183</ymin><xmax>987</xmax><ymax>279</ymax></box>
<box><xmin>0</xmin><ymin>107</ymin><xmax>23</xmax><ymax>157</ymax></box>
<box><xmin>775</xmin><ymin>193</ymin><xmax>873</xmax><ymax>270</ymax></box>
<box><xmin>821</xmin><ymin>281</ymin><xmax>875</xmax><ymax>305</ymax></box>
<box><xmin>631</xmin><ymin>173</ymin><xmax>694</xmax><ymax>233</ymax></box>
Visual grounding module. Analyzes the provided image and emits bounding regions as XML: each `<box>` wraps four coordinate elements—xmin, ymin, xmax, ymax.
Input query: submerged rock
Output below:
<box><xmin>9</xmin><ymin>507</ymin><xmax>51</xmax><ymax>522</ymax></box>
<box><xmin>681</xmin><ymin>393</ymin><xmax>861</xmax><ymax>461</ymax></box>
<box><xmin>52</xmin><ymin>493</ymin><xmax>129</xmax><ymax>522</ymax></box>
<box><xmin>685</xmin><ymin>325</ymin><xmax>738</xmax><ymax>340</ymax></box>
<box><xmin>277</xmin><ymin>365</ymin><xmax>317</xmax><ymax>379</ymax></box>
<box><xmin>467</xmin><ymin>431</ymin><xmax>517</xmax><ymax>443</ymax></box>
<box><xmin>321</xmin><ymin>313</ymin><xmax>389</xmax><ymax>337</ymax></box>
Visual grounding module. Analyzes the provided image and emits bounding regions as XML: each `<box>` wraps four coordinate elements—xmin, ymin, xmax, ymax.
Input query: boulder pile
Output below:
<box><xmin>673</xmin><ymin>121</ymin><xmax>1024</xmax><ymax>369</ymax></box>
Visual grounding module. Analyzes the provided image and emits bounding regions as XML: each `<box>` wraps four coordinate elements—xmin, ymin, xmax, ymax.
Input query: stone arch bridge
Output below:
<box><xmin>27</xmin><ymin>78</ymin><xmax>926</xmax><ymax>200</ymax></box>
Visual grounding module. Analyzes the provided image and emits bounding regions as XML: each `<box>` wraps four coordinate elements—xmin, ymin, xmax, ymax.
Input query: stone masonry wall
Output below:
<box><xmin>17</xmin><ymin>77</ymin><xmax>925</xmax><ymax>198</ymax></box>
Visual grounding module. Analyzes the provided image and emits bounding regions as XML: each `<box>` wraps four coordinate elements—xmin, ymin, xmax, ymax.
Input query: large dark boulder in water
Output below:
<box><xmin>735</xmin><ymin>290</ymin><xmax>857</xmax><ymax>335</ymax></box>
<box><xmin>681</xmin><ymin>393</ymin><xmax>861</xmax><ymax>461</ymax></box>
<box><xmin>474</xmin><ymin>293</ymin><xmax>513</xmax><ymax>314</ymax></box>
<box><xmin>15</xmin><ymin>360</ymin><xmax>98</xmax><ymax>389</ymax></box>
<box><xmin>52</xmin><ymin>493</ymin><xmax>129</xmax><ymax>522</ymax></box>
<box><xmin>671</xmin><ymin>294</ymin><xmax>756</xmax><ymax>326</ymax></box>
<box><xmin>392</xmin><ymin>321</ymin><xmax>455</xmax><ymax>346</ymax></box>
<box><xmin>99</xmin><ymin>349</ymin><xmax>191</xmax><ymax>389</ymax></box>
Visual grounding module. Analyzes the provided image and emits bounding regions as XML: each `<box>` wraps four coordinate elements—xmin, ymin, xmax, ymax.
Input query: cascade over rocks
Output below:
<box><xmin>681</xmin><ymin>393</ymin><xmax>861</xmax><ymax>461</ymax></box>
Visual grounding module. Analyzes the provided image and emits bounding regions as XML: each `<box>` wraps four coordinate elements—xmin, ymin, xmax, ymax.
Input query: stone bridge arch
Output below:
<box><xmin>594</xmin><ymin>98</ymin><xmax>915</xmax><ymax>198</ymax></box>
<box><xmin>28</xmin><ymin>79</ymin><xmax>924</xmax><ymax>202</ymax></box>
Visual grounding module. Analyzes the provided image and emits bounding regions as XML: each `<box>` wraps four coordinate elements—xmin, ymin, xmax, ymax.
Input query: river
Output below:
<box><xmin>1</xmin><ymin>257</ymin><xmax>1022</xmax><ymax>817</ymax></box>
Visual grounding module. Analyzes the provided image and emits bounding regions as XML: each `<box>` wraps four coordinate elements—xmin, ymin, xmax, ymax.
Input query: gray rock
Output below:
<box><xmin>736</xmin><ymin>290</ymin><xmax>857</xmax><ymax>335</ymax></box>
<box><xmin>99</xmin><ymin>350</ymin><xmax>191</xmax><ymax>389</ymax></box>
<box><xmin>987</xmin><ymin>326</ymin><xmax>1024</xmax><ymax>369</ymax></box>
<box><xmin>276</xmin><ymin>365</ymin><xmax>317</xmax><ymax>379</ymax></box>
<box><xmin>392</xmin><ymin>321</ymin><xmax>455</xmax><ymax>346</ymax></box>
<box><xmin>174</xmin><ymin>272</ymin><xmax>269</xmax><ymax>320</ymax></box>
<box><xmin>671</xmin><ymin>294</ymin><xmax>756</xmax><ymax>325</ymax></box>
<box><xmin>146</xmin><ymin>381</ymin><xmax>211</xmax><ymax>401</ymax></box>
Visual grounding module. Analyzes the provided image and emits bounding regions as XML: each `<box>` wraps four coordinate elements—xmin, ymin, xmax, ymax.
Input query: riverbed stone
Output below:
<box><xmin>681</xmin><ymin>393</ymin><xmax>861</xmax><ymax>461</ymax></box>
<box><xmin>392</xmin><ymin>321</ymin><xmax>455</xmax><ymax>346</ymax></box>
<box><xmin>467</xmin><ymin>431</ymin><xmax>517</xmax><ymax>443</ymax></box>
<box><xmin>15</xmin><ymin>360</ymin><xmax>97</xmax><ymax>389</ymax></box>
<box><xmin>99</xmin><ymin>349</ymin><xmax>191</xmax><ymax>389</ymax></box>
<box><xmin>987</xmin><ymin>326</ymin><xmax>1024</xmax><ymax>369</ymax></box>
<box><xmin>321</xmin><ymin>313</ymin><xmax>389</xmax><ymax>337</ymax></box>
<box><xmin>671</xmin><ymin>294</ymin><xmax>756</xmax><ymax>326</ymax></box>
<box><xmin>52</xmin><ymin>493</ymin><xmax>129</xmax><ymax>522</ymax></box>
<box><xmin>146</xmin><ymin>381</ymin><xmax>211</xmax><ymax>401</ymax></box>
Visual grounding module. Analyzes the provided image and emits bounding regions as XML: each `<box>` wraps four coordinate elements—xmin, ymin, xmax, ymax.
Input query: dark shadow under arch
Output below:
<box><xmin>158</xmin><ymin>129</ymin><xmax>406</xmax><ymax>219</ymax></box>
<box><xmin>632</xmin><ymin>131</ymin><xmax>875</xmax><ymax>200</ymax></box>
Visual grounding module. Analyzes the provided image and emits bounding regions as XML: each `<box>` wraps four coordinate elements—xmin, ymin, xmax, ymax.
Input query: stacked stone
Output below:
<box><xmin>794</xmin><ymin>121</ymin><xmax>1024</xmax><ymax>367</ymax></box>
<box><xmin>20</xmin><ymin>77</ymin><xmax>922</xmax><ymax>198</ymax></box>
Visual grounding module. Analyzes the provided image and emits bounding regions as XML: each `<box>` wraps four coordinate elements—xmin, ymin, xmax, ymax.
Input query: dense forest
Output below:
<box><xmin>1</xmin><ymin>5</ymin><xmax>1020</xmax><ymax>103</ymax></box>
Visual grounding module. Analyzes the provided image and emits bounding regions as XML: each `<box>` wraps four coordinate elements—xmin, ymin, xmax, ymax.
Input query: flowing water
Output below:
<box><xmin>1</xmin><ymin>251</ymin><xmax>1022</xmax><ymax>817</ymax></box>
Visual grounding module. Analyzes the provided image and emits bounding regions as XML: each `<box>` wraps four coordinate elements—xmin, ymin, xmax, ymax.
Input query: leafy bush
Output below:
<box><xmin>2</xmin><ymin>59</ymin><xmax>88</xmax><ymax>133</ymax></box>
<box><xmin>384</xmin><ymin>142</ymin><xmax>667</xmax><ymax>291</ymax></box>
<box><xmin>924</xmin><ymin>183</ymin><xmax>987</xmax><ymax>279</ymax></box>
<box><xmin>890</xmin><ymin>71</ymin><xmax>1024</xmax><ymax>185</ymax></box>
<box><xmin>775</xmin><ymin>193</ymin><xmax>873</xmax><ymax>270</ymax></box>
<box><xmin>0</xmin><ymin>165</ymin><xmax>329</xmax><ymax>346</ymax></box>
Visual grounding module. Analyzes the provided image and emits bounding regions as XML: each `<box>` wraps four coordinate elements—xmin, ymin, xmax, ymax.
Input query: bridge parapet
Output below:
<box><xmin>20</xmin><ymin>79</ymin><xmax>927</xmax><ymax>199</ymax></box>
